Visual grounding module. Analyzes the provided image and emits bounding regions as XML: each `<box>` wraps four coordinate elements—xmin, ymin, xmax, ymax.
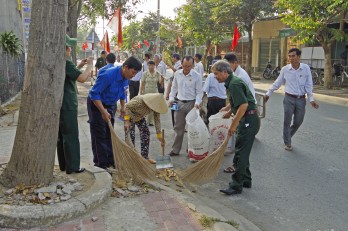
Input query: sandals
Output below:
<box><xmin>223</xmin><ymin>166</ymin><xmax>236</xmax><ymax>173</ymax></box>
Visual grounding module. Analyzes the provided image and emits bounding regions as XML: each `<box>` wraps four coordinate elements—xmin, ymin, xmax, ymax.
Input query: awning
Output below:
<box><xmin>279</xmin><ymin>28</ymin><xmax>296</xmax><ymax>37</ymax></box>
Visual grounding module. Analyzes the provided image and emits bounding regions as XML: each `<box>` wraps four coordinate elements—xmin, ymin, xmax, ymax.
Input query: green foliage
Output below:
<box><xmin>0</xmin><ymin>31</ymin><xmax>22</xmax><ymax>57</ymax></box>
<box><xmin>276</xmin><ymin>0</ymin><xmax>348</xmax><ymax>44</ymax></box>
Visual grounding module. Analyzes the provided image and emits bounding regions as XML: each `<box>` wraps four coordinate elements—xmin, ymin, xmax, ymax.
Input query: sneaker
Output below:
<box><xmin>284</xmin><ymin>145</ymin><xmax>293</xmax><ymax>151</ymax></box>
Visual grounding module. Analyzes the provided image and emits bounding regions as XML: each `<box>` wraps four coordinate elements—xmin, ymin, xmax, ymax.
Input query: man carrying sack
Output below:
<box><xmin>124</xmin><ymin>93</ymin><xmax>167</xmax><ymax>164</ymax></box>
<box><xmin>212</xmin><ymin>60</ymin><xmax>260</xmax><ymax>195</ymax></box>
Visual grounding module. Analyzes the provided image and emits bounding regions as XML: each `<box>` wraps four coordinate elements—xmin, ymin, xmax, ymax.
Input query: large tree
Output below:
<box><xmin>276</xmin><ymin>0</ymin><xmax>348</xmax><ymax>89</ymax></box>
<box><xmin>0</xmin><ymin>0</ymin><xmax>68</xmax><ymax>187</ymax></box>
<box><xmin>212</xmin><ymin>0</ymin><xmax>274</xmax><ymax>74</ymax></box>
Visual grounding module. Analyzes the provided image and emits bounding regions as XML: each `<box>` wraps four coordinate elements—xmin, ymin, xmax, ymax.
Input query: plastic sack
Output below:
<box><xmin>208</xmin><ymin>112</ymin><xmax>235</xmax><ymax>154</ymax></box>
<box><xmin>186</xmin><ymin>108</ymin><xmax>210</xmax><ymax>160</ymax></box>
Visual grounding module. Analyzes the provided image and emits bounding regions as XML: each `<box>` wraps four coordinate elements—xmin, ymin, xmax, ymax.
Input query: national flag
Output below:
<box><xmin>81</xmin><ymin>42</ymin><xmax>88</xmax><ymax>51</ymax></box>
<box><xmin>107</xmin><ymin>6</ymin><xmax>123</xmax><ymax>47</ymax></box>
<box><xmin>231</xmin><ymin>24</ymin><xmax>241</xmax><ymax>51</ymax></box>
<box><xmin>144</xmin><ymin>40</ymin><xmax>150</xmax><ymax>47</ymax></box>
<box><xmin>100</xmin><ymin>31</ymin><xmax>110</xmax><ymax>53</ymax></box>
<box><xmin>137</xmin><ymin>41</ymin><xmax>141</xmax><ymax>48</ymax></box>
<box><xmin>177</xmin><ymin>35</ymin><xmax>182</xmax><ymax>48</ymax></box>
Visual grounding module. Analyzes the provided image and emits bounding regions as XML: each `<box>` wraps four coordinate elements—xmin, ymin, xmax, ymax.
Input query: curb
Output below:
<box><xmin>0</xmin><ymin>166</ymin><xmax>112</xmax><ymax>229</ymax></box>
<box><xmin>146</xmin><ymin>180</ymin><xmax>262</xmax><ymax>231</ymax></box>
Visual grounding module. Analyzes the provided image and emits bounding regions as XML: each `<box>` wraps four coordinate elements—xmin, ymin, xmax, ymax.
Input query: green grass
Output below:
<box><xmin>198</xmin><ymin>214</ymin><xmax>240</xmax><ymax>230</ymax></box>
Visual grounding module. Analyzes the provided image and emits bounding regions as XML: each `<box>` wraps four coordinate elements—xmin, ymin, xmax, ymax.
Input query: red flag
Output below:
<box><xmin>107</xmin><ymin>6</ymin><xmax>122</xmax><ymax>47</ymax></box>
<box><xmin>137</xmin><ymin>41</ymin><xmax>141</xmax><ymax>48</ymax></box>
<box><xmin>231</xmin><ymin>25</ymin><xmax>241</xmax><ymax>51</ymax></box>
<box><xmin>81</xmin><ymin>42</ymin><xmax>88</xmax><ymax>51</ymax></box>
<box><xmin>177</xmin><ymin>35</ymin><xmax>182</xmax><ymax>48</ymax></box>
<box><xmin>144</xmin><ymin>40</ymin><xmax>150</xmax><ymax>47</ymax></box>
<box><xmin>100</xmin><ymin>31</ymin><xmax>110</xmax><ymax>53</ymax></box>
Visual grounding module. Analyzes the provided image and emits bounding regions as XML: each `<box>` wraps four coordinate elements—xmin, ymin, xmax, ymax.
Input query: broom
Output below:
<box><xmin>177</xmin><ymin>134</ymin><xmax>231</xmax><ymax>184</ymax></box>
<box><xmin>108</xmin><ymin>121</ymin><xmax>157</xmax><ymax>183</ymax></box>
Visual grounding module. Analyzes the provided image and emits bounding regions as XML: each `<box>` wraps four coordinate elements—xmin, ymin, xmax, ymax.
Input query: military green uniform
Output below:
<box><xmin>225</xmin><ymin>74</ymin><xmax>260</xmax><ymax>191</ymax></box>
<box><xmin>95</xmin><ymin>57</ymin><xmax>106</xmax><ymax>70</ymax></box>
<box><xmin>57</xmin><ymin>60</ymin><xmax>82</xmax><ymax>173</ymax></box>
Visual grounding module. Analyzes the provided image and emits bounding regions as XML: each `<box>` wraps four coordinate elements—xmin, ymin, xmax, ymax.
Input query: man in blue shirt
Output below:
<box><xmin>97</xmin><ymin>53</ymin><xmax>116</xmax><ymax>76</ymax></box>
<box><xmin>264</xmin><ymin>48</ymin><xmax>319</xmax><ymax>151</ymax></box>
<box><xmin>87</xmin><ymin>56</ymin><xmax>142</xmax><ymax>169</ymax></box>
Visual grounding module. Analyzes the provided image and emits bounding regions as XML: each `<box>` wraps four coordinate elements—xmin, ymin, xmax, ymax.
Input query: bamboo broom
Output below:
<box><xmin>108</xmin><ymin>121</ymin><xmax>156</xmax><ymax>183</ymax></box>
<box><xmin>177</xmin><ymin>134</ymin><xmax>231</xmax><ymax>184</ymax></box>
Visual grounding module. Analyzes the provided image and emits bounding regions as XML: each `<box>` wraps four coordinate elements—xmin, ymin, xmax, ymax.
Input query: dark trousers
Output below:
<box><xmin>128</xmin><ymin>118</ymin><xmax>150</xmax><ymax>159</ymax></box>
<box><xmin>87</xmin><ymin>97</ymin><xmax>115</xmax><ymax>169</ymax></box>
<box><xmin>207</xmin><ymin>98</ymin><xmax>226</xmax><ymax>121</ymax></box>
<box><xmin>57</xmin><ymin>110</ymin><xmax>80</xmax><ymax>173</ymax></box>
<box><xmin>229</xmin><ymin>114</ymin><xmax>260</xmax><ymax>191</ymax></box>
<box><xmin>129</xmin><ymin>80</ymin><xmax>140</xmax><ymax>100</ymax></box>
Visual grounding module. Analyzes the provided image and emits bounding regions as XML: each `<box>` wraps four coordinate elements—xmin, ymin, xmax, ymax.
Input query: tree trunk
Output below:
<box><xmin>245</xmin><ymin>24</ymin><xmax>253</xmax><ymax>75</ymax></box>
<box><xmin>322</xmin><ymin>43</ymin><xmax>332</xmax><ymax>89</ymax></box>
<box><xmin>67</xmin><ymin>0</ymin><xmax>82</xmax><ymax>64</ymax></box>
<box><xmin>0</xmin><ymin>0</ymin><xmax>68</xmax><ymax>187</ymax></box>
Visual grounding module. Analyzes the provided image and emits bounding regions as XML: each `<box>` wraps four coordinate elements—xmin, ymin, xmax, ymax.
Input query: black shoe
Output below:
<box><xmin>219</xmin><ymin>188</ymin><xmax>242</xmax><ymax>195</ymax></box>
<box><xmin>169</xmin><ymin>151</ymin><xmax>179</xmax><ymax>156</ymax></box>
<box><xmin>66</xmin><ymin>168</ymin><xmax>85</xmax><ymax>174</ymax></box>
<box><xmin>243</xmin><ymin>182</ymin><xmax>252</xmax><ymax>188</ymax></box>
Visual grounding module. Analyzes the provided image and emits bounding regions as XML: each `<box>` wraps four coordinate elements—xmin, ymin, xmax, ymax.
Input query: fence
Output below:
<box><xmin>0</xmin><ymin>52</ymin><xmax>25</xmax><ymax>105</ymax></box>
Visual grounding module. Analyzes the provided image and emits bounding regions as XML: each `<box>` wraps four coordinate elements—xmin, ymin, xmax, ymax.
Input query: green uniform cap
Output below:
<box><xmin>66</xmin><ymin>34</ymin><xmax>77</xmax><ymax>47</ymax></box>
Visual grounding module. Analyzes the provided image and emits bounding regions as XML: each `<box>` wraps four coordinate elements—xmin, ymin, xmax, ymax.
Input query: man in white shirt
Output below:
<box><xmin>168</xmin><ymin>56</ymin><xmax>203</xmax><ymax>156</ymax></box>
<box><xmin>264</xmin><ymin>48</ymin><xmax>319</xmax><ymax>151</ymax></box>
<box><xmin>203</xmin><ymin>73</ymin><xmax>227</xmax><ymax>120</ymax></box>
<box><xmin>154</xmin><ymin>54</ymin><xmax>166</xmax><ymax>93</ymax></box>
<box><xmin>194</xmin><ymin>53</ymin><xmax>205</xmax><ymax>81</ymax></box>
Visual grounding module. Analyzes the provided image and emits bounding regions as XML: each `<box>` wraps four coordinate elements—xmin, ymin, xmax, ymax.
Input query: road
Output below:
<box><xmin>166</xmin><ymin>88</ymin><xmax>348</xmax><ymax>231</ymax></box>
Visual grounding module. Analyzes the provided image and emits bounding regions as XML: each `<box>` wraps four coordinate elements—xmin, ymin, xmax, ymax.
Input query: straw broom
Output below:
<box><xmin>177</xmin><ymin>134</ymin><xmax>231</xmax><ymax>184</ymax></box>
<box><xmin>108</xmin><ymin>121</ymin><xmax>156</xmax><ymax>183</ymax></box>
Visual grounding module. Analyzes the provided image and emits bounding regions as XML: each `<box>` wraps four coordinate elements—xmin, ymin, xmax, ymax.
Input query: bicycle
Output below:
<box><xmin>319</xmin><ymin>63</ymin><xmax>344</xmax><ymax>87</ymax></box>
<box><xmin>310</xmin><ymin>68</ymin><xmax>320</xmax><ymax>85</ymax></box>
<box><xmin>263</xmin><ymin>61</ymin><xmax>273</xmax><ymax>80</ymax></box>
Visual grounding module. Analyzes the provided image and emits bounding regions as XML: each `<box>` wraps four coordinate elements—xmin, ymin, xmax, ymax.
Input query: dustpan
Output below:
<box><xmin>156</xmin><ymin>129</ymin><xmax>173</xmax><ymax>169</ymax></box>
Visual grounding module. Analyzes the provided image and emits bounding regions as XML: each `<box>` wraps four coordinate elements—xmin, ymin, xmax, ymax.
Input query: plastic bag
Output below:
<box><xmin>208</xmin><ymin>112</ymin><xmax>235</xmax><ymax>154</ymax></box>
<box><xmin>186</xmin><ymin>108</ymin><xmax>210</xmax><ymax>160</ymax></box>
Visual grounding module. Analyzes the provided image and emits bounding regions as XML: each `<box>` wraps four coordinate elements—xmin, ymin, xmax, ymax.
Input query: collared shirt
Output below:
<box><xmin>143</xmin><ymin>61</ymin><xmax>148</xmax><ymax>72</ymax></box>
<box><xmin>169</xmin><ymin>69</ymin><xmax>203</xmax><ymax>105</ymax></box>
<box><xmin>131</xmin><ymin>70</ymin><xmax>143</xmax><ymax>82</ymax></box>
<box><xmin>203</xmin><ymin>73</ymin><xmax>226</xmax><ymax>99</ymax></box>
<box><xmin>224</xmin><ymin>74</ymin><xmax>256</xmax><ymax>114</ymax></box>
<box><xmin>266</xmin><ymin>63</ymin><xmax>314</xmax><ymax>102</ymax></box>
<box><xmin>141</xmin><ymin>70</ymin><xmax>161</xmax><ymax>94</ymax></box>
<box><xmin>233</xmin><ymin>65</ymin><xmax>256</xmax><ymax>100</ymax></box>
<box><xmin>97</xmin><ymin>63</ymin><xmax>115</xmax><ymax>77</ymax></box>
<box><xmin>156</xmin><ymin>62</ymin><xmax>166</xmax><ymax>76</ymax></box>
<box><xmin>125</xmin><ymin>95</ymin><xmax>161</xmax><ymax>134</ymax></box>
<box><xmin>89</xmin><ymin>66</ymin><xmax>129</xmax><ymax>105</ymax></box>
<box><xmin>173</xmin><ymin>60</ymin><xmax>182</xmax><ymax>71</ymax></box>
<box><xmin>194</xmin><ymin>61</ymin><xmax>204</xmax><ymax>80</ymax></box>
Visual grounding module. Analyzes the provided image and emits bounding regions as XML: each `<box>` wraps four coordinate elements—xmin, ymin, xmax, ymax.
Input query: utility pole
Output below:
<box><xmin>156</xmin><ymin>0</ymin><xmax>160</xmax><ymax>54</ymax></box>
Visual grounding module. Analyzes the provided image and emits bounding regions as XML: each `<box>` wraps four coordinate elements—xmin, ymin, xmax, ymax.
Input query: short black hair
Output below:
<box><xmin>172</xmin><ymin>53</ymin><xmax>180</xmax><ymax>60</ymax></box>
<box><xmin>148</xmin><ymin>60</ymin><xmax>155</xmax><ymax>65</ymax></box>
<box><xmin>145</xmin><ymin>53</ymin><xmax>151</xmax><ymax>59</ymax></box>
<box><xmin>106</xmin><ymin>53</ymin><xmax>116</xmax><ymax>64</ymax></box>
<box><xmin>224</xmin><ymin>53</ymin><xmax>238</xmax><ymax>63</ymax></box>
<box><xmin>182</xmin><ymin>55</ymin><xmax>194</xmax><ymax>64</ymax></box>
<box><xmin>101</xmin><ymin>50</ymin><xmax>107</xmax><ymax>55</ymax></box>
<box><xmin>214</xmin><ymin>55</ymin><xmax>222</xmax><ymax>60</ymax></box>
<box><xmin>288</xmin><ymin>48</ymin><xmax>301</xmax><ymax>56</ymax></box>
<box><xmin>123</xmin><ymin>56</ymin><xmax>142</xmax><ymax>71</ymax></box>
<box><xmin>195</xmin><ymin>53</ymin><xmax>202</xmax><ymax>60</ymax></box>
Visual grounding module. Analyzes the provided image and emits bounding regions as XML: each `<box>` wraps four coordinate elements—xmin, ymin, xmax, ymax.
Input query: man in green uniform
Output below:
<box><xmin>57</xmin><ymin>35</ymin><xmax>93</xmax><ymax>174</ymax></box>
<box><xmin>95</xmin><ymin>50</ymin><xmax>107</xmax><ymax>75</ymax></box>
<box><xmin>212</xmin><ymin>60</ymin><xmax>260</xmax><ymax>195</ymax></box>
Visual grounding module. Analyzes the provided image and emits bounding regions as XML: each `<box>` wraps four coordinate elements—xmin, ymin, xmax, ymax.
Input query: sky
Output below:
<box><xmin>95</xmin><ymin>0</ymin><xmax>186</xmax><ymax>39</ymax></box>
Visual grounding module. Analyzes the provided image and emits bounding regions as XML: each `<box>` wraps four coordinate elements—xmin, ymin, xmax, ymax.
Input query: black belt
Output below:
<box><xmin>285</xmin><ymin>92</ymin><xmax>305</xmax><ymax>99</ymax></box>
<box><xmin>177</xmin><ymin>99</ymin><xmax>195</xmax><ymax>103</ymax></box>
<box><xmin>102</xmin><ymin>103</ymin><xmax>113</xmax><ymax>108</ymax></box>
<box><xmin>208</xmin><ymin>97</ymin><xmax>225</xmax><ymax>101</ymax></box>
<box><xmin>244</xmin><ymin>109</ymin><xmax>258</xmax><ymax>117</ymax></box>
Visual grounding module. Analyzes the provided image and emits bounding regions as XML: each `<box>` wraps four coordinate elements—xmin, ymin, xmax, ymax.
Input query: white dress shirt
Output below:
<box><xmin>266</xmin><ymin>63</ymin><xmax>314</xmax><ymax>102</ymax></box>
<box><xmin>143</xmin><ymin>61</ymin><xmax>148</xmax><ymax>72</ymax></box>
<box><xmin>169</xmin><ymin>69</ymin><xmax>203</xmax><ymax>105</ymax></box>
<box><xmin>233</xmin><ymin>65</ymin><xmax>256</xmax><ymax>100</ymax></box>
<box><xmin>173</xmin><ymin>60</ymin><xmax>182</xmax><ymax>71</ymax></box>
<box><xmin>156</xmin><ymin>62</ymin><xmax>166</xmax><ymax>76</ymax></box>
<box><xmin>203</xmin><ymin>73</ymin><xmax>226</xmax><ymax>99</ymax></box>
<box><xmin>194</xmin><ymin>61</ymin><xmax>204</xmax><ymax>80</ymax></box>
<box><xmin>131</xmin><ymin>70</ymin><xmax>143</xmax><ymax>82</ymax></box>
